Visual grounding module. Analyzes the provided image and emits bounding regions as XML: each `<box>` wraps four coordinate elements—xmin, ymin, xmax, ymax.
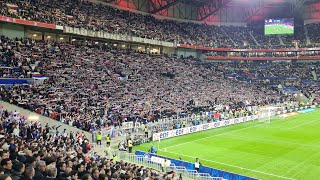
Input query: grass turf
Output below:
<box><xmin>135</xmin><ymin>109</ymin><xmax>320</xmax><ymax>180</ymax></box>
<box><xmin>265</xmin><ymin>25</ymin><xmax>294</xmax><ymax>35</ymax></box>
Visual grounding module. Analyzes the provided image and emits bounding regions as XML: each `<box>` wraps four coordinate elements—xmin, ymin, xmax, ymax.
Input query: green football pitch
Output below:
<box><xmin>135</xmin><ymin>109</ymin><xmax>320</xmax><ymax>180</ymax></box>
<box><xmin>265</xmin><ymin>25</ymin><xmax>294</xmax><ymax>35</ymax></box>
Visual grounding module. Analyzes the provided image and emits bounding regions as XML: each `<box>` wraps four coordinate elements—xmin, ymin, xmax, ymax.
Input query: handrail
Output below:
<box><xmin>116</xmin><ymin>152</ymin><xmax>225</xmax><ymax>180</ymax></box>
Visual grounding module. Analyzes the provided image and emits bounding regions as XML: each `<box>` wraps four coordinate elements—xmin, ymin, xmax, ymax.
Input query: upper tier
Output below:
<box><xmin>1</xmin><ymin>0</ymin><xmax>320</xmax><ymax>50</ymax></box>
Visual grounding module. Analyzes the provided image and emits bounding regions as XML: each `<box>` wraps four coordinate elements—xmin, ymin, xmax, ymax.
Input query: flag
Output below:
<box><xmin>32</xmin><ymin>72</ymin><xmax>47</xmax><ymax>79</ymax></box>
<box><xmin>6</xmin><ymin>4</ymin><xmax>18</xmax><ymax>13</ymax></box>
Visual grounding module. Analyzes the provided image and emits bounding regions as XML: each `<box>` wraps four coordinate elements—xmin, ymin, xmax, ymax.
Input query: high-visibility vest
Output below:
<box><xmin>106</xmin><ymin>136</ymin><xmax>111</xmax><ymax>142</ymax></box>
<box><xmin>106</xmin><ymin>146</ymin><xmax>111</xmax><ymax>154</ymax></box>
<box><xmin>96</xmin><ymin>133</ymin><xmax>102</xmax><ymax>141</ymax></box>
<box><xmin>113</xmin><ymin>155</ymin><xmax>117</xmax><ymax>161</ymax></box>
<box><xmin>128</xmin><ymin>140</ymin><xmax>133</xmax><ymax>147</ymax></box>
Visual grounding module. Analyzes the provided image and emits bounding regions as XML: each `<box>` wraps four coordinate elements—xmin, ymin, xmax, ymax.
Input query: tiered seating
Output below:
<box><xmin>0</xmin><ymin>0</ymin><xmax>320</xmax><ymax>48</ymax></box>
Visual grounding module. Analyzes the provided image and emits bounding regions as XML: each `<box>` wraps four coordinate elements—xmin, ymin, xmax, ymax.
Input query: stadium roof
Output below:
<box><xmin>103</xmin><ymin>0</ymin><xmax>320</xmax><ymax>22</ymax></box>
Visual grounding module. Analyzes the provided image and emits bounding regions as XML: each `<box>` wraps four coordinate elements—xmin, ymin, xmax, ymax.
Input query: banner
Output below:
<box><xmin>152</xmin><ymin>106</ymin><xmax>318</xmax><ymax>141</ymax></box>
<box><xmin>152</xmin><ymin>115</ymin><xmax>258</xmax><ymax>141</ymax></box>
<box><xmin>122</xmin><ymin>122</ymin><xmax>134</xmax><ymax>129</ymax></box>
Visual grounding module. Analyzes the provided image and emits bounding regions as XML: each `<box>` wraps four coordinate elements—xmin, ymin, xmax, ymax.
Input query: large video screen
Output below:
<box><xmin>264</xmin><ymin>18</ymin><xmax>294</xmax><ymax>35</ymax></box>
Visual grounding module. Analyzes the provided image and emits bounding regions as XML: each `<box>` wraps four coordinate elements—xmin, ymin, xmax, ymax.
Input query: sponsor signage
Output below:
<box><xmin>152</xmin><ymin>105</ymin><xmax>319</xmax><ymax>141</ymax></box>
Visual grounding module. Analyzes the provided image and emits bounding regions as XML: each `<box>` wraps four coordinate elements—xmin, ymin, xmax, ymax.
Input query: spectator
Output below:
<box><xmin>11</xmin><ymin>162</ymin><xmax>24</xmax><ymax>180</ymax></box>
<box><xmin>1</xmin><ymin>159</ymin><xmax>12</xmax><ymax>175</ymax></box>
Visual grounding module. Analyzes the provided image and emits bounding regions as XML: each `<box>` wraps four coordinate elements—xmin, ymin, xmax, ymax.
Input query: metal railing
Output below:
<box><xmin>117</xmin><ymin>151</ymin><xmax>225</xmax><ymax>180</ymax></box>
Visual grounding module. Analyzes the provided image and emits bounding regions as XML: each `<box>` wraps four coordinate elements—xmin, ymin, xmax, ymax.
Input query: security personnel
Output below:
<box><xmin>112</xmin><ymin>154</ymin><xmax>117</xmax><ymax>162</ymax></box>
<box><xmin>182</xmin><ymin>119</ymin><xmax>186</xmax><ymax>127</ymax></box>
<box><xmin>105</xmin><ymin>144</ymin><xmax>111</xmax><ymax>157</ymax></box>
<box><xmin>128</xmin><ymin>138</ymin><xmax>133</xmax><ymax>153</ymax></box>
<box><xmin>96</xmin><ymin>132</ymin><xmax>102</xmax><ymax>147</ymax></box>
<box><xmin>106</xmin><ymin>134</ymin><xmax>111</xmax><ymax>146</ymax></box>
<box><xmin>161</xmin><ymin>158</ymin><xmax>168</xmax><ymax>172</ymax></box>
<box><xmin>194</xmin><ymin>158</ymin><xmax>202</xmax><ymax>172</ymax></box>
<box><xmin>144</xmin><ymin>125</ymin><xmax>148</xmax><ymax>138</ymax></box>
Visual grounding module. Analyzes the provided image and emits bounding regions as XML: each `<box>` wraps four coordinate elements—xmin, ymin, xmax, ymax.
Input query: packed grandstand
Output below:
<box><xmin>0</xmin><ymin>0</ymin><xmax>319</xmax><ymax>179</ymax></box>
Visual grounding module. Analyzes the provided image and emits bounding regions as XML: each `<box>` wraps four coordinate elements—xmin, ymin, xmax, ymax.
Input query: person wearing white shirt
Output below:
<box><xmin>194</xmin><ymin>158</ymin><xmax>201</xmax><ymax>172</ymax></box>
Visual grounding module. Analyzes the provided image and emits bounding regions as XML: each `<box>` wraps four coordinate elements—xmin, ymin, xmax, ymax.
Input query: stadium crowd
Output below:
<box><xmin>1</xmin><ymin>0</ymin><xmax>320</xmax><ymax>48</ymax></box>
<box><xmin>0</xmin><ymin>37</ymin><xmax>288</xmax><ymax>132</ymax></box>
<box><xmin>0</xmin><ymin>106</ymin><xmax>176</xmax><ymax>180</ymax></box>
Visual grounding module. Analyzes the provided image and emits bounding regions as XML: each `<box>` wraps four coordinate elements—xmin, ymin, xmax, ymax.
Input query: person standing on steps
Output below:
<box><xmin>96</xmin><ymin>132</ymin><xmax>102</xmax><ymax>147</ymax></box>
<box><xmin>128</xmin><ymin>138</ymin><xmax>133</xmax><ymax>153</ymax></box>
<box><xmin>106</xmin><ymin>134</ymin><xmax>111</xmax><ymax>146</ymax></box>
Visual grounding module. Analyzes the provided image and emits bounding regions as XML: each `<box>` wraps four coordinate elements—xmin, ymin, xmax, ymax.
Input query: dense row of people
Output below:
<box><xmin>205</xmin><ymin>50</ymin><xmax>320</xmax><ymax>58</ymax></box>
<box><xmin>0</xmin><ymin>37</ymin><xmax>284</xmax><ymax>132</ymax></box>
<box><xmin>0</xmin><ymin>106</ymin><xmax>176</xmax><ymax>180</ymax></box>
<box><xmin>1</xmin><ymin>0</ymin><xmax>320</xmax><ymax>48</ymax></box>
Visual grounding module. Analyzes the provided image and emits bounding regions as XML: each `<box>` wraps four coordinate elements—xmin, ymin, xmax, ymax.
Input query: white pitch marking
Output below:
<box><xmin>288</xmin><ymin>119</ymin><xmax>320</xmax><ymax>130</ymax></box>
<box><xmin>226</xmin><ymin>134</ymin><xmax>320</xmax><ymax>149</ymax></box>
<box><xmin>164</xmin><ymin>150</ymin><xmax>296</xmax><ymax>180</ymax></box>
<box><xmin>164</xmin><ymin>123</ymin><xmax>265</xmax><ymax>149</ymax></box>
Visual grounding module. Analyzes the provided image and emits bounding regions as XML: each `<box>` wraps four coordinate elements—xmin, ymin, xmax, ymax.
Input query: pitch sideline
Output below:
<box><xmin>164</xmin><ymin>150</ymin><xmax>296</xmax><ymax>180</ymax></box>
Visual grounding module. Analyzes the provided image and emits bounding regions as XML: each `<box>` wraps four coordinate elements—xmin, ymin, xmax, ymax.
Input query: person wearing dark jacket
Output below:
<box><xmin>11</xmin><ymin>162</ymin><xmax>25</xmax><ymax>180</ymax></box>
<box><xmin>1</xmin><ymin>158</ymin><xmax>13</xmax><ymax>175</ymax></box>
<box><xmin>56</xmin><ymin>162</ymin><xmax>68</xmax><ymax>180</ymax></box>
<box><xmin>22</xmin><ymin>166</ymin><xmax>35</xmax><ymax>180</ymax></box>
<box><xmin>33</xmin><ymin>160</ymin><xmax>46</xmax><ymax>180</ymax></box>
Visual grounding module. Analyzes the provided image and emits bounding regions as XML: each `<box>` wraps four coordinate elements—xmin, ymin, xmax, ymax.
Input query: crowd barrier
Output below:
<box><xmin>152</xmin><ymin>105</ymin><xmax>319</xmax><ymax>141</ymax></box>
<box><xmin>0</xmin><ymin>78</ymin><xmax>32</xmax><ymax>85</ymax></box>
<box><xmin>135</xmin><ymin>151</ymin><xmax>257</xmax><ymax>180</ymax></box>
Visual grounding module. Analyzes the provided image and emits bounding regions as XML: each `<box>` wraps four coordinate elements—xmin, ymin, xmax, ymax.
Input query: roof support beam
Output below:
<box><xmin>198</xmin><ymin>0</ymin><xmax>233</xmax><ymax>21</ymax></box>
<box><xmin>244</xmin><ymin>0</ymin><xmax>274</xmax><ymax>22</ymax></box>
<box><xmin>289</xmin><ymin>0</ymin><xmax>307</xmax><ymax>16</ymax></box>
<box><xmin>150</xmin><ymin>0</ymin><xmax>184</xmax><ymax>14</ymax></box>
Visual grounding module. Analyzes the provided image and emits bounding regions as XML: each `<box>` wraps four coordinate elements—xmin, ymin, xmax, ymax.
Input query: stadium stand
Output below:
<box><xmin>0</xmin><ymin>0</ymin><xmax>320</xmax><ymax>179</ymax></box>
<box><xmin>0</xmin><ymin>105</ymin><xmax>180</xmax><ymax>180</ymax></box>
<box><xmin>1</xmin><ymin>0</ymin><xmax>320</xmax><ymax>48</ymax></box>
<box><xmin>0</xmin><ymin>37</ymin><xmax>292</xmax><ymax>132</ymax></box>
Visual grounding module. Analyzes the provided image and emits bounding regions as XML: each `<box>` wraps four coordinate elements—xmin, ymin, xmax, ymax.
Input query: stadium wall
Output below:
<box><xmin>162</xmin><ymin>46</ymin><xmax>176</xmax><ymax>55</ymax></box>
<box><xmin>176</xmin><ymin>48</ymin><xmax>199</xmax><ymax>58</ymax></box>
<box><xmin>0</xmin><ymin>23</ymin><xmax>25</xmax><ymax>39</ymax></box>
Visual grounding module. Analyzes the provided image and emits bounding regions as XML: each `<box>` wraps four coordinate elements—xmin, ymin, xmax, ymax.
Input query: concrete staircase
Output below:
<box><xmin>304</xmin><ymin>26</ymin><xmax>311</xmax><ymax>45</ymax></box>
<box><xmin>249</xmin><ymin>31</ymin><xmax>260</xmax><ymax>46</ymax></box>
<box><xmin>277</xmin><ymin>35</ymin><xmax>284</xmax><ymax>45</ymax></box>
<box><xmin>220</xmin><ymin>28</ymin><xmax>237</xmax><ymax>47</ymax></box>
<box><xmin>0</xmin><ymin>101</ymin><xmax>92</xmax><ymax>141</ymax></box>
